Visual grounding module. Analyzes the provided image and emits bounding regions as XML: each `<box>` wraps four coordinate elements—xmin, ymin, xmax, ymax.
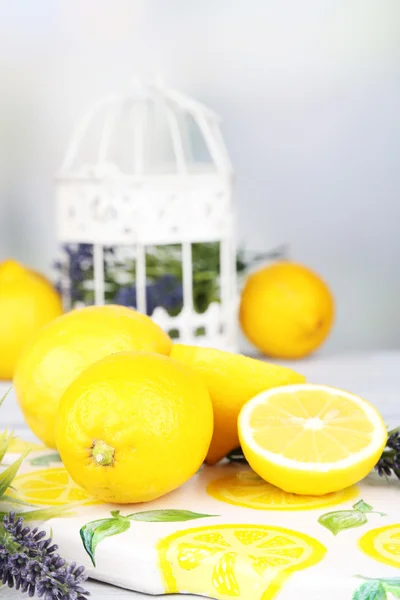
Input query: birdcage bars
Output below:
<box><xmin>55</xmin><ymin>79</ymin><xmax>238</xmax><ymax>350</ymax></box>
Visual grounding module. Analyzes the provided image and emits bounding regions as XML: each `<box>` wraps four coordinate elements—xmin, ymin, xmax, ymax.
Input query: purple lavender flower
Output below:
<box><xmin>114</xmin><ymin>284</ymin><xmax>137</xmax><ymax>308</ymax></box>
<box><xmin>0</xmin><ymin>512</ymin><xmax>90</xmax><ymax>600</ymax></box>
<box><xmin>115</xmin><ymin>274</ymin><xmax>183</xmax><ymax>316</ymax></box>
<box><xmin>54</xmin><ymin>244</ymin><xmax>94</xmax><ymax>304</ymax></box>
<box><xmin>375</xmin><ymin>428</ymin><xmax>400</xmax><ymax>479</ymax></box>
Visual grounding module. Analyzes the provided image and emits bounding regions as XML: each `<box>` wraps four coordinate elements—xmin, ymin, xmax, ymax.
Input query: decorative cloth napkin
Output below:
<box><xmin>3</xmin><ymin>440</ymin><xmax>400</xmax><ymax>599</ymax></box>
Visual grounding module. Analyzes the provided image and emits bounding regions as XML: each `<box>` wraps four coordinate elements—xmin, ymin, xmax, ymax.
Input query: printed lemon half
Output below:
<box><xmin>7</xmin><ymin>468</ymin><xmax>98</xmax><ymax>506</ymax></box>
<box><xmin>158</xmin><ymin>524</ymin><xmax>326</xmax><ymax>600</ymax></box>
<box><xmin>14</xmin><ymin>304</ymin><xmax>172</xmax><ymax>448</ymax></box>
<box><xmin>0</xmin><ymin>434</ymin><xmax>46</xmax><ymax>454</ymax></box>
<box><xmin>238</xmin><ymin>384</ymin><xmax>387</xmax><ymax>496</ymax></box>
<box><xmin>359</xmin><ymin>525</ymin><xmax>400</xmax><ymax>569</ymax></box>
<box><xmin>207</xmin><ymin>469</ymin><xmax>358</xmax><ymax>510</ymax></box>
<box><xmin>170</xmin><ymin>344</ymin><xmax>305</xmax><ymax>465</ymax></box>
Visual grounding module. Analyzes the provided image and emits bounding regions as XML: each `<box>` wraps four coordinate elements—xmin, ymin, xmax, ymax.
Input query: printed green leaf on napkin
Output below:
<box><xmin>353</xmin><ymin>581</ymin><xmax>387</xmax><ymax>600</ymax></box>
<box><xmin>80</xmin><ymin>517</ymin><xmax>131</xmax><ymax>567</ymax></box>
<box><xmin>318</xmin><ymin>500</ymin><xmax>386</xmax><ymax>535</ymax></box>
<box><xmin>353</xmin><ymin>500</ymin><xmax>374</xmax><ymax>512</ymax></box>
<box><xmin>319</xmin><ymin>510</ymin><xmax>368</xmax><ymax>536</ymax></box>
<box><xmin>30</xmin><ymin>453</ymin><xmax>62</xmax><ymax>466</ymax></box>
<box><xmin>353</xmin><ymin>578</ymin><xmax>400</xmax><ymax>600</ymax></box>
<box><xmin>80</xmin><ymin>509</ymin><xmax>218</xmax><ymax>566</ymax></box>
<box><xmin>128</xmin><ymin>509</ymin><xmax>217</xmax><ymax>522</ymax></box>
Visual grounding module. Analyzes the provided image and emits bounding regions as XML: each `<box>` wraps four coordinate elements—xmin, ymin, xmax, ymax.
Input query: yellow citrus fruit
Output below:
<box><xmin>207</xmin><ymin>469</ymin><xmax>358</xmax><ymax>510</ymax></box>
<box><xmin>359</xmin><ymin>525</ymin><xmax>400</xmax><ymax>568</ymax></box>
<box><xmin>239</xmin><ymin>261</ymin><xmax>334</xmax><ymax>359</ymax></box>
<box><xmin>158</xmin><ymin>523</ymin><xmax>326</xmax><ymax>600</ymax></box>
<box><xmin>0</xmin><ymin>259</ymin><xmax>63</xmax><ymax>380</ymax></box>
<box><xmin>56</xmin><ymin>352</ymin><xmax>213</xmax><ymax>504</ymax></box>
<box><xmin>14</xmin><ymin>305</ymin><xmax>172</xmax><ymax>448</ymax></box>
<box><xmin>7</xmin><ymin>467</ymin><xmax>98</xmax><ymax>506</ymax></box>
<box><xmin>238</xmin><ymin>384</ymin><xmax>387</xmax><ymax>495</ymax></box>
<box><xmin>170</xmin><ymin>344</ymin><xmax>305</xmax><ymax>465</ymax></box>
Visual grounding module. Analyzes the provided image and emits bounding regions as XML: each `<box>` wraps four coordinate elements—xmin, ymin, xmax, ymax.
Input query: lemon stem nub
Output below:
<box><xmin>92</xmin><ymin>440</ymin><xmax>114</xmax><ymax>466</ymax></box>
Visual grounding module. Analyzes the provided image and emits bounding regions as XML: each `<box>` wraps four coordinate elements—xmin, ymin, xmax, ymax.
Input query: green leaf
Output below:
<box><xmin>0</xmin><ymin>494</ymin><xmax>37</xmax><ymax>507</ymax></box>
<box><xmin>353</xmin><ymin>581</ymin><xmax>386</xmax><ymax>600</ymax></box>
<box><xmin>353</xmin><ymin>500</ymin><xmax>374</xmax><ymax>512</ymax></box>
<box><xmin>385</xmin><ymin>585</ymin><xmax>400</xmax><ymax>598</ymax></box>
<box><xmin>0</xmin><ymin>431</ymin><xmax>13</xmax><ymax>463</ymax></box>
<box><xmin>378</xmin><ymin>579</ymin><xmax>400</xmax><ymax>586</ymax></box>
<box><xmin>80</xmin><ymin>518</ymin><xmax>130</xmax><ymax>567</ymax></box>
<box><xmin>30</xmin><ymin>453</ymin><xmax>62</xmax><ymax>466</ymax></box>
<box><xmin>0</xmin><ymin>388</ymin><xmax>11</xmax><ymax>409</ymax></box>
<box><xmin>128</xmin><ymin>509</ymin><xmax>217</xmax><ymax>522</ymax></box>
<box><xmin>318</xmin><ymin>510</ymin><xmax>368</xmax><ymax>535</ymax></box>
<box><xmin>0</xmin><ymin>449</ymin><xmax>30</xmax><ymax>497</ymax></box>
<box><xmin>0</xmin><ymin>504</ymin><xmax>78</xmax><ymax>522</ymax></box>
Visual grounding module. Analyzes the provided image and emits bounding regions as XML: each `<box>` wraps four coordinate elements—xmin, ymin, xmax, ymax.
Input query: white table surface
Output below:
<box><xmin>2</xmin><ymin>349</ymin><xmax>400</xmax><ymax>598</ymax></box>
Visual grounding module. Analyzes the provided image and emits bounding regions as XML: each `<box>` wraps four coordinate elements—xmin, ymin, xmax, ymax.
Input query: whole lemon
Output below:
<box><xmin>56</xmin><ymin>352</ymin><xmax>213</xmax><ymax>504</ymax></box>
<box><xmin>0</xmin><ymin>259</ymin><xmax>63</xmax><ymax>380</ymax></box>
<box><xmin>240</xmin><ymin>262</ymin><xmax>334</xmax><ymax>359</ymax></box>
<box><xmin>14</xmin><ymin>305</ymin><xmax>172</xmax><ymax>449</ymax></box>
<box><xmin>170</xmin><ymin>344</ymin><xmax>305</xmax><ymax>465</ymax></box>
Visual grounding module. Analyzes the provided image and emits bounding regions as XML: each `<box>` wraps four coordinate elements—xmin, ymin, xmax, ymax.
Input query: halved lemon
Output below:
<box><xmin>207</xmin><ymin>469</ymin><xmax>358</xmax><ymax>510</ymax></box>
<box><xmin>238</xmin><ymin>384</ymin><xmax>387</xmax><ymax>495</ymax></box>
<box><xmin>158</xmin><ymin>524</ymin><xmax>326</xmax><ymax>600</ymax></box>
<box><xmin>359</xmin><ymin>525</ymin><xmax>400</xmax><ymax>568</ymax></box>
<box><xmin>7</xmin><ymin>467</ymin><xmax>99</xmax><ymax>506</ymax></box>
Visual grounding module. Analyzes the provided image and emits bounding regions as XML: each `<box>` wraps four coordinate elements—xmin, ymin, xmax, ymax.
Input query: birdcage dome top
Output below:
<box><xmin>59</xmin><ymin>79</ymin><xmax>232</xmax><ymax>178</ymax></box>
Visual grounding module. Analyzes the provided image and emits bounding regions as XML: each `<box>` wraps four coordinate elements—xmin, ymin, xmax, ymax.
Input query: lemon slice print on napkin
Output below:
<box><xmin>207</xmin><ymin>469</ymin><xmax>358</xmax><ymax>510</ymax></box>
<box><xmin>7</xmin><ymin>467</ymin><xmax>99</xmax><ymax>506</ymax></box>
<box><xmin>359</xmin><ymin>525</ymin><xmax>400</xmax><ymax>568</ymax></box>
<box><xmin>158</xmin><ymin>524</ymin><xmax>326</xmax><ymax>600</ymax></box>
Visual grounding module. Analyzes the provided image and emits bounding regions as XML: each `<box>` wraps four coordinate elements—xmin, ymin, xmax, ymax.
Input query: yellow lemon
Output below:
<box><xmin>170</xmin><ymin>344</ymin><xmax>305</xmax><ymax>465</ymax></box>
<box><xmin>239</xmin><ymin>261</ymin><xmax>334</xmax><ymax>359</ymax></box>
<box><xmin>56</xmin><ymin>352</ymin><xmax>213</xmax><ymax>504</ymax></box>
<box><xmin>0</xmin><ymin>259</ymin><xmax>63</xmax><ymax>380</ymax></box>
<box><xmin>238</xmin><ymin>384</ymin><xmax>387</xmax><ymax>495</ymax></box>
<box><xmin>14</xmin><ymin>305</ymin><xmax>172</xmax><ymax>448</ymax></box>
<box><xmin>359</xmin><ymin>525</ymin><xmax>400</xmax><ymax>568</ymax></box>
<box><xmin>7</xmin><ymin>467</ymin><xmax>98</xmax><ymax>506</ymax></box>
<box><xmin>158</xmin><ymin>523</ymin><xmax>326</xmax><ymax>600</ymax></box>
<box><xmin>207</xmin><ymin>468</ymin><xmax>358</xmax><ymax>510</ymax></box>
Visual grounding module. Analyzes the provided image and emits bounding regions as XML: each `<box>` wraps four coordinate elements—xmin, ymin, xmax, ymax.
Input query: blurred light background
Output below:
<box><xmin>0</xmin><ymin>0</ymin><xmax>399</xmax><ymax>355</ymax></box>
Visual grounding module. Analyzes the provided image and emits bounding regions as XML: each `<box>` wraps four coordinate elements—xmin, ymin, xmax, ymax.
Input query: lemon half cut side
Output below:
<box><xmin>238</xmin><ymin>384</ymin><xmax>387</xmax><ymax>495</ymax></box>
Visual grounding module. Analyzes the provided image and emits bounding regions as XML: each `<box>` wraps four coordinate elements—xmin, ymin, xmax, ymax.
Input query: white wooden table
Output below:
<box><xmin>2</xmin><ymin>349</ymin><xmax>400</xmax><ymax>598</ymax></box>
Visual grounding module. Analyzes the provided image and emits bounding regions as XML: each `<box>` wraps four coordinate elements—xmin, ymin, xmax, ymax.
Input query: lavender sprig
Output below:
<box><xmin>0</xmin><ymin>512</ymin><xmax>90</xmax><ymax>599</ymax></box>
<box><xmin>55</xmin><ymin>242</ymin><xmax>287</xmax><ymax>316</ymax></box>
<box><xmin>376</xmin><ymin>428</ymin><xmax>400</xmax><ymax>480</ymax></box>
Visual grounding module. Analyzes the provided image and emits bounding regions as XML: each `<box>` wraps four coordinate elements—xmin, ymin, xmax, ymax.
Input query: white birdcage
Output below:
<box><xmin>56</xmin><ymin>79</ymin><xmax>238</xmax><ymax>350</ymax></box>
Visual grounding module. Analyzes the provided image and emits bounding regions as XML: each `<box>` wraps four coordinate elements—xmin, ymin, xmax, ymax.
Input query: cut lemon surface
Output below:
<box><xmin>158</xmin><ymin>524</ymin><xmax>326</xmax><ymax>600</ymax></box>
<box><xmin>238</xmin><ymin>384</ymin><xmax>387</xmax><ymax>495</ymax></box>
<box><xmin>7</xmin><ymin>467</ymin><xmax>99</xmax><ymax>506</ymax></box>
<box><xmin>359</xmin><ymin>525</ymin><xmax>400</xmax><ymax>568</ymax></box>
<box><xmin>207</xmin><ymin>469</ymin><xmax>358</xmax><ymax>510</ymax></box>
